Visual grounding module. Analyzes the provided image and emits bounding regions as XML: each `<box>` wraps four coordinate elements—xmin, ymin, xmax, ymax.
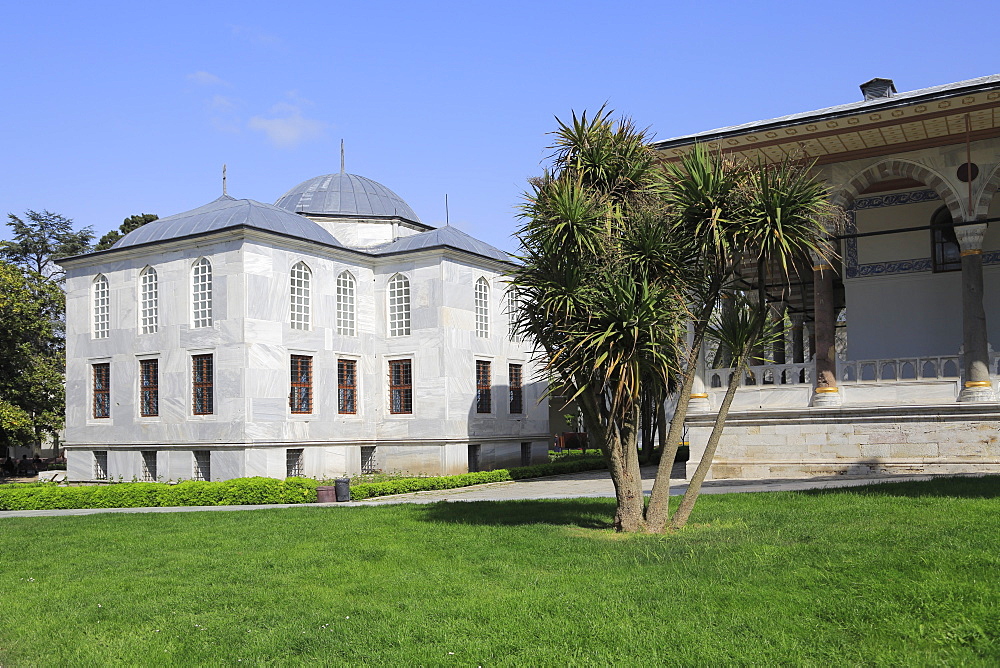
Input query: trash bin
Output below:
<box><xmin>316</xmin><ymin>486</ymin><xmax>337</xmax><ymax>503</ymax></box>
<box><xmin>335</xmin><ymin>477</ymin><xmax>351</xmax><ymax>502</ymax></box>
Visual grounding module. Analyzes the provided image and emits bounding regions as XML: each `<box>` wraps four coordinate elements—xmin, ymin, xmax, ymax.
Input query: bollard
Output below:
<box><xmin>335</xmin><ymin>477</ymin><xmax>351</xmax><ymax>502</ymax></box>
<box><xmin>316</xmin><ymin>486</ymin><xmax>337</xmax><ymax>503</ymax></box>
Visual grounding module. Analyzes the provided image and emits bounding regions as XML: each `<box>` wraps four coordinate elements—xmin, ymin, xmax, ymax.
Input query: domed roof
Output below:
<box><xmin>113</xmin><ymin>195</ymin><xmax>342</xmax><ymax>249</ymax></box>
<box><xmin>275</xmin><ymin>172</ymin><xmax>421</xmax><ymax>223</ymax></box>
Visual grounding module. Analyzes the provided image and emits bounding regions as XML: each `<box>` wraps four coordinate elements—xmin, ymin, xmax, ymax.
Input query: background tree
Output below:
<box><xmin>1</xmin><ymin>210</ymin><xmax>93</xmax><ymax>279</ymax></box>
<box><xmin>94</xmin><ymin>213</ymin><xmax>158</xmax><ymax>251</ymax></box>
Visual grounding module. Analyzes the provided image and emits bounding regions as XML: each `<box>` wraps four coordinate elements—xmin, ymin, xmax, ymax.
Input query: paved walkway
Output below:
<box><xmin>0</xmin><ymin>467</ymin><xmax>967</xmax><ymax>519</ymax></box>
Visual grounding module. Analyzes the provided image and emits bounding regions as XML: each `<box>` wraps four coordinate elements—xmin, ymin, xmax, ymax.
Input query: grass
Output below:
<box><xmin>1</xmin><ymin>476</ymin><xmax>999</xmax><ymax>665</ymax></box>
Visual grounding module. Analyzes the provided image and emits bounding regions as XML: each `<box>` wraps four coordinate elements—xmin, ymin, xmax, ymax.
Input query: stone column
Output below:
<box><xmin>811</xmin><ymin>254</ymin><xmax>841</xmax><ymax>407</ymax></box>
<box><xmin>790</xmin><ymin>313</ymin><xmax>805</xmax><ymax>364</ymax></box>
<box><xmin>771</xmin><ymin>303</ymin><xmax>787</xmax><ymax>365</ymax></box>
<box><xmin>955</xmin><ymin>222</ymin><xmax>997</xmax><ymax>402</ymax></box>
<box><xmin>689</xmin><ymin>332</ymin><xmax>711</xmax><ymax>412</ymax></box>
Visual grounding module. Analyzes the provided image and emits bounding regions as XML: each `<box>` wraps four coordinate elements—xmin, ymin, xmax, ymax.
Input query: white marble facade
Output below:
<box><xmin>59</xmin><ymin>173</ymin><xmax>548</xmax><ymax>482</ymax></box>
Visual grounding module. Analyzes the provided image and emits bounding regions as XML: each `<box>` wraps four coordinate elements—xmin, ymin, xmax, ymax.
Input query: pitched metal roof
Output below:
<box><xmin>275</xmin><ymin>172</ymin><xmax>421</xmax><ymax>223</ymax></box>
<box><xmin>371</xmin><ymin>225</ymin><xmax>511</xmax><ymax>263</ymax></box>
<box><xmin>653</xmin><ymin>73</ymin><xmax>1000</xmax><ymax>151</ymax></box>
<box><xmin>112</xmin><ymin>195</ymin><xmax>342</xmax><ymax>249</ymax></box>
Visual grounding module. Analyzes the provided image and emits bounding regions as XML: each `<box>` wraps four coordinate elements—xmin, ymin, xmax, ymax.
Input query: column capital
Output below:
<box><xmin>955</xmin><ymin>222</ymin><xmax>987</xmax><ymax>253</ymax></box>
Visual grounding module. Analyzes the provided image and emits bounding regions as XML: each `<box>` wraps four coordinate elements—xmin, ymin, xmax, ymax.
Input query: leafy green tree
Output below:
<box><xmin>0</xmin><ymin>262</ymin><xmax>65</xmax><ymax>455</ymax></box>
<box><xmin>515</xmin><ymin>111</ymin><xmax>835</xmax><ymax>533</ymax></box>
<box><xmin>1</xmin><ymin>210</ymin><xmax>93</xmax><ymax>279</ymax></box>
<box><xmin>94</xmin><ymin>213</ymin><xmax>158</xmax><ymax>251</ymax></box>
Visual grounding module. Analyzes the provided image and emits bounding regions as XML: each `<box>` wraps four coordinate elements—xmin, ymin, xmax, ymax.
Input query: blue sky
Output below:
<box><xmin>2</xmin><ymin>1</ymin><xmax>997</xmax><ymax>254</ymax></box>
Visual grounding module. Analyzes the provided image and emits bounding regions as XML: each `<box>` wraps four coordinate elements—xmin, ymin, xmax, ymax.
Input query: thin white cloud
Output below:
<box><xmin>210</xmin><ymin>94</ymin><xmax>236</xmax><ymax>111</ymax></box>
<box><xmin>187</xmin><ymin>71</ymin><xmax>230</xmax><ymax>87</ymax></box>
<box><xmin>248</xmin><ymin>108</ymin><xmax>327</xmax><ymax>148</ymax></box>
<box><xmin>230</xmin><ymin>25</ymin><xmax>282</xmax><ymax>47</ymax></box>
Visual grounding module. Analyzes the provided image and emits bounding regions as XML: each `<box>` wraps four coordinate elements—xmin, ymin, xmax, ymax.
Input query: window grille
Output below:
<box><xmin>93</xmin><ymin>363</ymin><xmax>110</xmax><ymax>419</ymax></box>
<box><xmin>290</xmin><ymin>355</ymin><xmax>313</xmax><ymax>414</ymax></box>
<box><xmin>388</xmin><ymin>359</ymin><xmax>413</xmax><ymax>414</ymax></box>
<box><xmin>286</xmin><ymin>448</ymin><xmax>304</xmax><ymax>477</ymax></box>
<box><xmin>338</xmin><ymin>359</ymin><xmax>357</xmax><ymax>414</ymax></box>
<box><xmin>192</xmin><ymin>354</ymin><xmax>214</xmax><ymax>415</ymax></box>
<box><xmin>387</xmin><ymin>274</ymin><xmax>410</xmax><ymax>336</ymax></box>
<box><xmin>140</xmin><ymin>359</ymin><xmax>158</xmax><ymax>417</ymax></box>
<box><xmin>139</xmin><ymin>266</ymin><xmax>158</xmax><ymax>334</ymax></box>
<box><xmin>290</xmin><ymin>261</ymin><xmax>311</xmax><ymax>330</ymax></box>
<box><xmin>509</xmin><ymin>364</ymin><xmax>523</xmax><ymax>414</ymax></box>
<box><xmin>193</xmin><ymin>451</ymin><xmax>211</xmax><ymax>481</ymax></box>
<box><xmin>506</xmin><ymin>287</ymin><xmax>520</xmax><ymax>340</ymax></box>
<box><xmin>361</xmin><ymin>446</ymin><xmax>377</xmax><ymax>474</ymax></box>
<box><xmin>520</xmin><ymin>442</ymin><xmax>532</xmax><ymax>467</ymax></box>
<box><xmin>475</xmin><ymin>277</ymin><xmax>489</xmax><ymax>338</ymax></box>
<box><xmin>191</xmin><ymin>258</ymin><xmax>213</xmax><ymax>328</ymax></box>
<box><xmin>337</xmin><ymin>271</ymin><xmax>356</xmax><ymax>336</ymax></box>
<box><xmin>476</xmin><ymin>360</ymin><xmax>492</xmax><ymax>413</ymax></box>
<box><xmin>931</xmin><ymin>206</ymin><xmax>962</xmax><ymax>272</ymax></box>
<box><xmin>94</xmin><ymin>451</ymin><xmax>108</xmax><ymax>480</ymax></box>
<box><xmin>93</xmin><ymin>275</ymin><xmax>110</xmax><ymax>339</ymax></box>
<box><xmin>140</xmin><ymin>451</ymin><xmax>157</xmax><ymax>481</ymax></box>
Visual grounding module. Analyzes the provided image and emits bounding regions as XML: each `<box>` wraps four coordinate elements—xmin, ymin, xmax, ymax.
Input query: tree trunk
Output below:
<box><xmin>645</xmin><ymin>300</ymin><xmax>714</xmax><ymax>532</ymax></box>
<box><xmin>606</xmin><ymin>408</ymin><xmax>646</xmax><ymax>532</ymax></box>
<box><xmin>639</xmin><ymin>390</ymin><xmax>654</xmax><ymax>464</ymax></box>
<box><xmin>669</xmin><ymin>354</ymin><xmax>743</xmax><ymax>530</ymax></box>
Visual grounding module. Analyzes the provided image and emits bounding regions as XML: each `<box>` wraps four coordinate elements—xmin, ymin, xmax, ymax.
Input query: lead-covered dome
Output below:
<box><xmin>275</xmin><ymin>173</ymin><xmax>421</xmax><ymax>223</ymax></box>
<box><xmin>113</xmin><ymin>195</ymin><xmax>342</xmax><ymax>249</ymax></box>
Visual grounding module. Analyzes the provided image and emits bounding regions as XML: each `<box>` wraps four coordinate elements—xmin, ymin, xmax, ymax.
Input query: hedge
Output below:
<box><xmin>0</xmin><ymin>456</ymin><xmax>608</xmax><ymax>511</ymax></box>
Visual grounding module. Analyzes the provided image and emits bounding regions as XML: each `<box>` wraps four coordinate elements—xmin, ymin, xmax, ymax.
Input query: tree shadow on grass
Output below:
<box><xmin>801</xmin><ymin>475</ymin><xmax>1000</xmax><ymax>499</ymax></box>
<box><xmin>417</xmin><ymin>498</ymin><xmax>616</xmax><ymax>529</ymax></box>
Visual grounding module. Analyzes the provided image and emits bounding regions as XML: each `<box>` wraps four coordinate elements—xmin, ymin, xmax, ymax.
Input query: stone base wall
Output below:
<box><xmin>684</xmin><ymin>404</ymin><xmax>1000</xmax><ymax>480</ymax></box>
<box><xmin>64</xmin><ymin>438</ymin><xmax>549</xmax><ymax>483</ymax></box>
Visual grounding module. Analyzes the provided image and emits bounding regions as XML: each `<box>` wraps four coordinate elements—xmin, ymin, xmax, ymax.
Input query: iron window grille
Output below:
<box><xmin>191</xmin><ymin>258</ymin><xmax>213</xmax><ymax>328</ymax></box>
<box><xmin>388</xmin><ymin>274</ymin><xmax>411</xmax><ymax>336</ymax></box>
<box><xmin>93</xmin><ymin>363</ymin><xmax>110</xmax><ymax>419</ymax></box>
<box><xmin>521</xmin><ymin>442</ymin><xmax>532</xmax><ymax>467</ymax></box>
<box><xmin>290</xmin><ymin>261</ymin><xmax>311</xmax><ymax>330</ymax></box>
<box><xmin>338</xmin><ymin>359</ymin><xmax>357</xmax><ymax>414</ymax></box>
<box><xmin>193</xmin><ymin>451</ymin><xmax>211</xmax><ymax>481</ymax></box>
<box><xmin>140</xmin><ymin>451</ymin><xmax>157</xmax><ymax>481</ymax></box>
<box><xmin>94</xmin><ymin>451</ymin><xmax>108</xmax><ymax>480</ymax></box>
<box><xmin>388</xmin><ymin>359</ymin><xmax>413</xmax><ymax>414</ymax></box>
<box><xmin>931</xmin><ymin>206</ymin><xmax>962</xmax><ymax>273</ymax></box>
<box><xmin>509</xmin><ymin>364</ymin><xmax>523</xmax><ymax>414</ymax></box>
<box><xmin>290</xmin><ymin>355</ymin><xmax>313</xmax><ymax>414</ymax></box>
<box><xmin>475</xmin><ymin>277</ymin><xmax>489</xmax><ymax>338</ymax></box>
<box><xmin>476</xmin><ymin>360</ymin><xmax>492</xmax><ymax>413</ymax></box>
<box><xmin>286</xmin><ymin>448</ymin><xmax>304</xmax><ymax>477</ymax></box>
<box><xmin>140</xmin><ymin>266</ymin><xmax>158</xmax><ymax>334</ymax></box>
<box><xmin>93</xmin><ymin>275</ymin><xmax>110</xmax><ymax>339</ymax></box>
<box><xmin>361</xmin><ymin>446</ymin><xmax>377</xmax><ymax>474</ymax></box>
<box><xmin>192</xmin><ymin>354</ymin><xmax>214</xmax><ymax>415</ymax></box>
<box><xmin>140</xmin><ymin>359</ymin><xmax>159</xmax><ymax>417</ymax></box>
<box><xmin>337</xmin><ymin>271</ymin><xmax>356</xmax><ymax>336</ymax></box>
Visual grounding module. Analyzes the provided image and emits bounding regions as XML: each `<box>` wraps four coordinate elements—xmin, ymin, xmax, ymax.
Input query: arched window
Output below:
<box><xmin>475</xmin><ymin>277</ymin><xmax>489</xmax><ymax>338</ymax></box>
<box><xmin>337</xmin><ymin>271</ymin><xmax>356</xmax><ymax>336</ymax></box>
<box><xmin>290</xmin><ymin>261</ymin><xmax>311</xmax><ymax>330</ymax></box>
<box><xmin>387</xmin><ymin>273</ymin><xmax>410</xmax><ymax>337</ymax></box>
<box><xmin>506</xmin><ymin>286</ymin><xmax>519</xmax><ymax>340</ymax></box>
<box><xmin>139</xmin><ymin>266</ymin><xmax>158</xmax><ymax>334</ymax></box>
<box><xmin>191</xmin><ymin>258</ymin><xmax>213</xmax><ymax>328</ymax></box>
<box><xmin>931</xmin><ymin>206</ymin><xmax>961</xmax><ymax>272</ymax></box>
<box><xmin>93</xmin><ymin>274</ymin><xmax>110</xmax><ymax>339</ymax></box>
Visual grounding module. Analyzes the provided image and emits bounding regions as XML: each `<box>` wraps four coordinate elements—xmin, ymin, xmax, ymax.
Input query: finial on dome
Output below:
<box><xmin>340</xmin><ymin>139</ymin><xmax>345</xmax><ymax>175</ymax></box>
<box><xmin>222</xmin><ymin>164</ymin><xmax>227</xmax><ymax>196</ymax></box>
<box><xmin>445</xmin><ymin>193</ymin><xmax>449</xmax><ymax>225</ymax></box>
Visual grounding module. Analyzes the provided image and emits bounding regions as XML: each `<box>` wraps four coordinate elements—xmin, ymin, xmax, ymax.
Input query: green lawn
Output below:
<box><xmin>1</xmin><ymin>476</ymin><xmax>999</xmax><ymax>666</ymax></box>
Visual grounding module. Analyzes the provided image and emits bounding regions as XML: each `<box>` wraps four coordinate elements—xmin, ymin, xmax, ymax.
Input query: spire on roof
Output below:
<box><xmin>222</xmin><ymin>164</ymin><xmax>228</xmax><ymax>196</ymax></box>
<box><xmin>340</xmin><ymin>139</ymin><xmax>345</xmax><ymax>175</ymax></box>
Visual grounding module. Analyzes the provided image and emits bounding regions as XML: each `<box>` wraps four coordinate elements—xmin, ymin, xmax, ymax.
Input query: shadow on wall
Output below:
<box><xmin>418</xmin><ymin>498</ymin><xmax>614</xmax><ymax>529</ymax></box>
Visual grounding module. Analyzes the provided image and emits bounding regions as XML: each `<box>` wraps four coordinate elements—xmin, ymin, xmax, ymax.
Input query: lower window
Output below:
<box><xmin>361</xmin><ymin>446</ymin><xmax>377</xmax><ymax>474</ymax></box>
<box><xmin>388</xmin><ymin>359</ymin><xmax>412</xmax><ymax>414</ymax></box>
<box><xmin>286</xmin><ymin>448</ymin><xmax>304</xmax><ymax>477</ymax></box>
<box><xmin>193</xmin><ymin>451</ymin><xmax>211</xmax><ymax>481</ymax></box>
<box><xmin>94</xmin><ymin>451</ymin><xmax>108</xmax><ymax>480</ymax></box>
<box><xmin>521</xmin><ymin>442</ymin><xmax>532</xmax><ymax>467</ymax></box>
<box><xmin>141</xmin><ymin>450</ymin><xmax>157</xmax><ymax>481</ymax></box>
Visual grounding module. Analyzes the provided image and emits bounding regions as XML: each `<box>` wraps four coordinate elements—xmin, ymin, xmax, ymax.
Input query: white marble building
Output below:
<box><xmin>58</xmin><ymin>171</ymin><xmax>548</xmax><ymax>482</ymax></box>
<box><xmin>654</xmin><ymin>74</ymin><xmax>1000</xmax><ymax>479</ymax></box>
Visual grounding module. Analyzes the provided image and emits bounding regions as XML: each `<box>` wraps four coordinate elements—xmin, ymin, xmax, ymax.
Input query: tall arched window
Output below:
<box><xmin>337</xmin><ymin>270</ymin><xmax>356</xmax><ymax>336</ymax></box>
<box><xmin>191</xmin><ymin>258</ymin><xmax>213</xmax><ymax>328</ymax></box>
<box><xmin>475</xmin><ymin>277</ymin><xmax>489</xmax><ymax>338</ymax></box>
<box><xmin>506</xmin><ymin>286</ymin><xmax>519</xmax><ymax>340</ymax></box>
<box><xmin>139</xmin><ymin>266</ymin><xmax>158</xmax><ymax>334</ymax></box>
<box><xmin>388</xmin><ymin>273</ymin><xmax>410</xmax><ymax>337</ymax></box>
<box><xmin>290</xmin><ymin>261</ymin><xmax>311</xmax><ymax>330</ymax></box>
<box><xmin>93</xmin><ymin>274</ymin><xmax>110</xmax><ymax>339</ymax></box>
<box><xmin>931</xmin><ymin>206</ymin><xmax>961</xmax><ymax>273</ymax></box>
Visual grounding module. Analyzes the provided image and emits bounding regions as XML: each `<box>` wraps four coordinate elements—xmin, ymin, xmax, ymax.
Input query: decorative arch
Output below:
<box><xmin>474</xmin><ymin>276</ymin><xmax>490</xmax><ymax>338</ymax></box>
<box><xmin>973</xmin><ymin>161</ymin><xmax>1000</xmax><ymax>220</ymax></box>
<box><xmin>830</xmin><ymin>159</ymin><xmax>965</xmax><ymax>222</ymax></box>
